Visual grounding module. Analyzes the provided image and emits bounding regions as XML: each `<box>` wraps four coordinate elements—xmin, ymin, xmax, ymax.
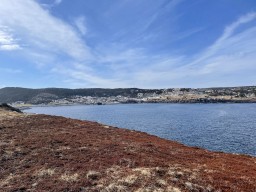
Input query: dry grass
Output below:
<box><xmin>104</xmin><ymin>183</ymin><xmax>128</xmax><ymax>192</ymax></box>
<box><xmin>133</xmin><ymin>167</ymin><xmax>152</xmax><ymax>176</ymax></box>
<box><xmin>0</xmin><ymin>174</ymin><xmax>14</xmax><ymax>188</ymax></box>
<box><xmin>37</xmin><ymin>168</ymin><xmax>55</xmax><ymax>177</ymax></box>
<box><xmin>0</xmin><ymin>109</ymin><xmax>24</xmax><ymax>120</ymax></box>
<box><xmin>118</xmin><ymin>174</ymin><xmax>138</xmax><ymax>186</ymax></box>
<box><xmin>60</xmin><ymin>172</ymin><xmax>79</xmax><ymax>182</ymax></box>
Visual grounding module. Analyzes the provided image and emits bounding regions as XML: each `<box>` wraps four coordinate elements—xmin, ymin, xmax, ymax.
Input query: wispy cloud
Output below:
<box><xmin>54</xmin><ymin>0</ymin><xmax>62</xmax><ymax>5</ymax></box>
<box><xmin>187</xmin><ymin>12</ymin><xmax>256</xmax><ymax>68</ymax></box>
<box><xmin>131</xmin><ymin>11</ymin><xmax>256</xmax><ymax>88</ymax></box>
<box><xmin>51</xmin><ymin>65</ymin><xmax>124</xmax><ymax>88</ymax></box>
<box><xmin>0</xmin><ymin>28</ymin><xmax>21</xmax><ymax>51</ymax></box>
<box><xmin>0</xmin><ymin>0</ymin><xmax>92</xmax><ymax>62</ymax></box>
<box><xmin>216</xmin><ymin>12</ymin><xmax>256</xmax><ymax>44</ymax></box>
<box><xmin>40</xmin><ymin>0</ymin><xmax>63</xmax><ymax>9</ymax></box>
<box><xmin>74</xmin><ymin>16</ymin><xmax>87</xmax><ymax>35</ymax></box>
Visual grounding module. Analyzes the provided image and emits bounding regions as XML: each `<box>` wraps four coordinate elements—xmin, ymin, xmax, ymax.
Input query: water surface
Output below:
<box><xmin>25</xmin><ymin>103</ymin><xmax>256</xmax><ymax>156</ymax></box>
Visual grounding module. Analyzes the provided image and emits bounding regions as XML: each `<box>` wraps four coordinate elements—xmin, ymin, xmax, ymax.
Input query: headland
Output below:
<box><xmin>0</xmin><ymin>105</ymin><xmax>256</xmax><ymax>191</ymax></box>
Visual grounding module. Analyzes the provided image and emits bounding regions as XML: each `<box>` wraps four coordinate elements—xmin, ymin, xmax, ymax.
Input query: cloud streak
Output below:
<box><xmin>0</xmin><ymin>0</ymin><xmax>91</xmax><ymax>61</ymax></box>
<box><xmin>0</xmin><ymin>28</ymin><xmax>21</xmax><ymax>51</ymax></box>
<box><xmin>54</xmin><ymin>0</ymin><xmax>62</xmax><ymax>5</ymax></box>
<box><xmin>74</xmin><ymin>16</ymin><xmax>87</xmax><ymax>36</ymax></box>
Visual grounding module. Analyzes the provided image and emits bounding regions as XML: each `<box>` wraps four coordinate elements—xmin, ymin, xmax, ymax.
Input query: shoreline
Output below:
<box><xmin>16</xmin><ymin>101</ymin><xmax>256</xmax><ymax>110</ymax></box>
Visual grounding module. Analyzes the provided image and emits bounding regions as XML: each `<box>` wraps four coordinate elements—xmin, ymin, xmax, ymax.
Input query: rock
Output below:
<box><xmin>0</xmin><ymin>103</ymin><xmax>22</xmax><ymax>113</ymax></box>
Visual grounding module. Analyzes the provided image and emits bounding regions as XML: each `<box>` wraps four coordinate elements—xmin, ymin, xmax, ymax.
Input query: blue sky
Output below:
<box><xmin>0</xmin><ymin>0</ymin><xmax>256</xmax><ymax>88</ymax></box>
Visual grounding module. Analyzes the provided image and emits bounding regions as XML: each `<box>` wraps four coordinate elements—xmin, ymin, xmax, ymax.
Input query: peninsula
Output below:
<box><xmin>0</xmin><ymin>105</ymin><xmax>255</xmax><ymax>191</ymax></box>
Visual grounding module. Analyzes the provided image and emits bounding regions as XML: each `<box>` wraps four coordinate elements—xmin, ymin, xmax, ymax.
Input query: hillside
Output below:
<box><xmin>0</xmin><ymin>87</ymin><xmax>156</xmax><ymax>104</ymax></box>
<box><xmin>0</xmin><ymin>86</ymin><xmax>256</xmax><ymax>105</ymax></box>
<box><xmin>0</xmin><ymin>107</ymin><xmax>256</xmax><ymax>191</ymax></box>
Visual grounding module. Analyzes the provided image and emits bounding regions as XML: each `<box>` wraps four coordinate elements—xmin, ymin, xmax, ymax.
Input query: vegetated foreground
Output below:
<box><xmin>0</xmin><ymin>109</ymin><xmax>256</xmax><ymax>192</ymax></box>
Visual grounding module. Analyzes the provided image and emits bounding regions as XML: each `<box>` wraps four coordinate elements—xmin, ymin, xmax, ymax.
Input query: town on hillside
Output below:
<box><xmin>1</xmin><ymin>86</ymin><xmax>255</xmax><ymax>106</ymax></box>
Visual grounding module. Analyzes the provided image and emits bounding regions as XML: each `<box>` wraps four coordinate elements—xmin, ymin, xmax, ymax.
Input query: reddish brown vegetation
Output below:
<box><xmin>0</xmin><ymin>111</ymin><xmax>255</xmax><ymax>191</ymax></box>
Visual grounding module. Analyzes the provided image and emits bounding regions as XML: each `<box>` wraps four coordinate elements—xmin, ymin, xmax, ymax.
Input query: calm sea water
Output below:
<box><xmin>24</xmin><ymin>103</ymin><xmax>256</xmax><ymax>156</ymax></box>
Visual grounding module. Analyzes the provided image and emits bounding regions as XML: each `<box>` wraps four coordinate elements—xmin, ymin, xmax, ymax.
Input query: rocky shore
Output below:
<box><xmin>0</xmin><ymin>107</ymin><xmax>256</xmax><ymax>191</ymax></box>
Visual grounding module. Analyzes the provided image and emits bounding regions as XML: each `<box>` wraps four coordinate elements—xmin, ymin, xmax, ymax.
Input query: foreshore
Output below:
<box><xmin>0</xmin><ymin>108</ymin><xmax>256</xmax><ymax>191</ymax></box>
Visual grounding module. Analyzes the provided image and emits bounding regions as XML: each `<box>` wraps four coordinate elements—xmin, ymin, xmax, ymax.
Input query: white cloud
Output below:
<box><xmin>0</xmin><ymin>28</ymin><xmax>21</xmax><ymax>51</ymax></box>
<box><xmin>74</xmin><ymin>16</ymin><xmax>87</xmax><ymax>35</ymax></box>
<box><xmin>186</xmin><ymin>13</ymin><xmax>256</xmax><ymax>78</ymax></box>
<box><xmin>40</xmin><ymin>0</ymin><xmax>63</xmax><ymax>8</ymax></box>
<box><xmin>187</xmin><ymin>12</ymin><xmax>256</xmax><ymax>68</ymax></box>
<box><xmin>0</xmin><ymin>44</ymin><xmax>21</xmax><ymax>51</ymax></box>
<box><xmin>0</xmin><ymin>0</ymin><xmax>92</xmax><ymax>61</ymax></box>
<box><xmin>41</xmin><ymin>0</ymin><xmax>63</xmax><ymax>9</ymax></box>
<box><xmin>217</xmin><ymin>12</ymin><xmax>256</xmax><ymax>44</ymax></box>
<box><xmin>54</xmin><ymin>0</ymin><xmax>62</xmax><ymax>5</ymax></box>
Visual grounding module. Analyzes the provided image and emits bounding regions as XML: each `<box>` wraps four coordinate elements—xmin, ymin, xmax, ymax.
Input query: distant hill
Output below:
<box><xmin>0</xmin><ymin>86</ymin><xmax>255</xmax><ymax>104</ymax></box>
<box><xmin>0</xmin><ymin>87</ymin><xmax>159</xmax><ymax>104</ymax></box>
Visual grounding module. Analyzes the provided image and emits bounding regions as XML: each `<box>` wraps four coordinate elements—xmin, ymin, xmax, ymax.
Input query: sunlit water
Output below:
<box><xmin>25</xmin><ymin>103</ymin><xmax>256</xmax><ymax>156</ymax></box>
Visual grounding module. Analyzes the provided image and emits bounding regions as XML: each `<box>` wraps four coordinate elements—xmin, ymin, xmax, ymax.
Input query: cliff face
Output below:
<box><xmin>0</xmin><ymin>110</ymin><xmax>256</xmax><ymax>191</ymax></box>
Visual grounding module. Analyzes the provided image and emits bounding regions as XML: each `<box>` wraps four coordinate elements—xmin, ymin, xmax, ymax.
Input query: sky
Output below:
<box><xmin>0</xmin><ymin>0</ymin><xmax>256</xmax><ymax>89</ymax></box>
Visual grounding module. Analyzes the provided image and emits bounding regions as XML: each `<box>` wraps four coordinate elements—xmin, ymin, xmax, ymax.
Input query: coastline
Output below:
<box><xmin>0</xmin><ymin>109</ymin><xmax>256</xmax><ymax>191</ymax></box>
<box><xmin>3</xmin><ymin>86</ymin><xmax>256</xmax><ymax>107</ymax></box>
<box><xmin>15</xmin><ymin>100</ymin><xmax>256</xmax><ymax>111</ymax></box>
